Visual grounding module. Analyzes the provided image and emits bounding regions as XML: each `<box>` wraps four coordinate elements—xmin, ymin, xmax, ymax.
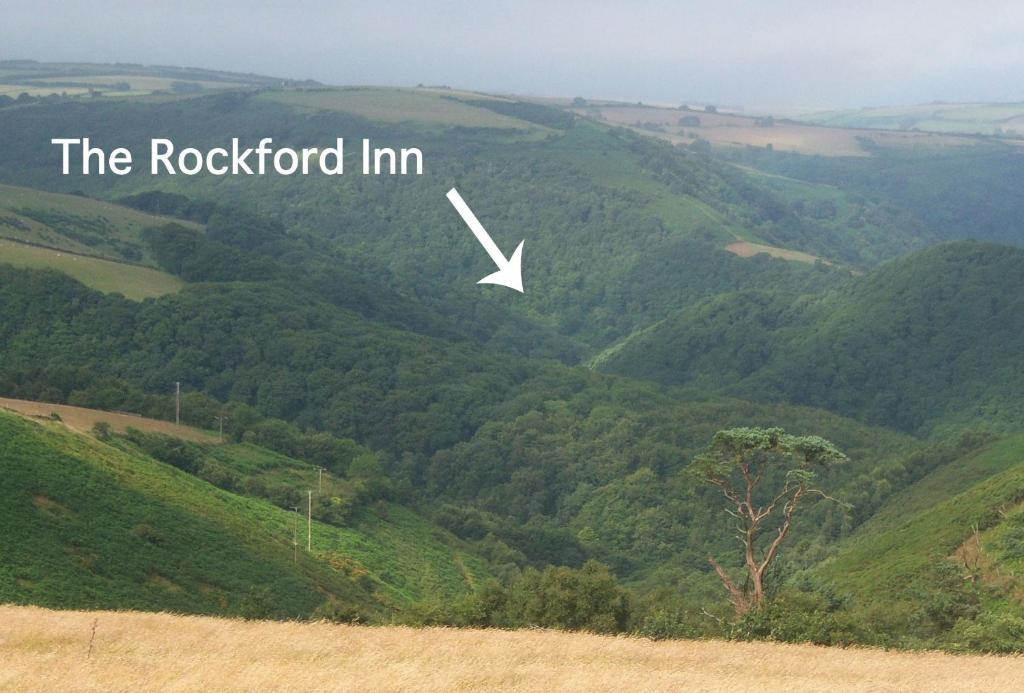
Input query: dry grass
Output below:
<box><xmin>725</xmin><ymin>241</ymin><xmax>828</xmax><ymax>265</ymax></box>
<box><xmin>1</xmin><ymin>605</ymin><xmax>1021</xmax><ymax>692</ymax></box>
<box><xmin>258</xmin><ymin>88</ymin><xmax>533</xmax><ymax>129</ymax></box>
<box><xmin>0</xmin><ymin>397</ymin><xmax>219</xmax><ymax>444</ymax></box>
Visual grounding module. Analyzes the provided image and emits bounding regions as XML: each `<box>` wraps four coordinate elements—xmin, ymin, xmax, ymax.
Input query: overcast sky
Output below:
<box><xmin>4</xmin><ymin>1</ymin><xmax>1024</xmax><ymax>110</ymax></box>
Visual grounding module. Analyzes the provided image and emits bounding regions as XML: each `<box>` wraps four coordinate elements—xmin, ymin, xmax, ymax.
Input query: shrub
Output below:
<box><xmin>91</xmin><ymin>421</ymin><xmax>112</xmax><ymax>441</ymax></box>
<box><xmin>950</xmin><ymin>612</ymin><xmax>1024</xmax><ymax>653</ymax></box>
<box><xmin>730</xmin><ymin>589</ymin><xmax>861</xmax><ymax>646</ymax></box>
<box><xmin>510</xmin><ymin>561</ymin><xmax>632</xmax><ymax>633</ymax></box>
<box><xmin>312</xmin><ymin>599</ymin><xmax>363</xmax><ymax>624</ymax></box>
<box><xmin>239</xmin><ymin>586</ymin><xmax>276</xmax><ymax>620</ymax></box>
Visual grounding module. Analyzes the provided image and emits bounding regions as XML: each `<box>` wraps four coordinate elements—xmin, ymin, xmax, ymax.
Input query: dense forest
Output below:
<box><xmin>0</xmin><ymin>91</ymin><xmax>894</xmax><ymax>349</ymax></box>
<box><xmin>602</xmin><ymin>241</ymin><xmax>1024</xmax><ymax>435</ymax></box>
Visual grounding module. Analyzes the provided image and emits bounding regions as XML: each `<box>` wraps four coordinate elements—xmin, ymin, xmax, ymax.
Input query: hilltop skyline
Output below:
<box><xmin>4</xmin><ymin>1</ymin><xmax>1024</xmax><ymax>110</ymax></box>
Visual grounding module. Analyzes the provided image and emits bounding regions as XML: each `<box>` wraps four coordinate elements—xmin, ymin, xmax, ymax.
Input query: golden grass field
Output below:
<box><xmin>725</xmin><ymin>241</ymin><xmax>828</xmax><ymax>265</ymax></box>
<box><xmin>1</xmin><ymin>605</ymin><xmax>1022</xmax><ymax>692</ymax></box>
<box><xmin>0</xmin><ymin>397</ymin><xmax>219</xmax><ymax>444</ymax></box>
<box><xmin>258</xmin><ymin>88</ymin><xmax>535</xmax><ymax>130</ymax></box>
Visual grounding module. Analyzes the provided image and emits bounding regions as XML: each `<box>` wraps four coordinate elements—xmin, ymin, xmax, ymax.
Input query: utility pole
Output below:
<box><xmin>214</xmin><ymin>414</ymin><xmax>227</xmax><ymax>443</ymax></box>
<box><xmin>291</xmin><ymin>506</ymin><xmax>299</xmax><ymax>563</ymax></box>
<box><xmin>317</xmin><ymin>466</ymin><xmax>325</xmax><ymax>494</ymax></box>
<box><xmin>175</xmin><ymin>381</ymin><xmax>181</xmax><ymax>426</ymax></box>
<box><xmin>307</xmin><ymin>490</ymin><xmax>312</xmax><ymax>552</ymax></box>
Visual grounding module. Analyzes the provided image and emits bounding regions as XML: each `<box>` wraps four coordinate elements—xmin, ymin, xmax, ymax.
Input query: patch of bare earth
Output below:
<box><xmin>0</xmin><ymin>396</ymin><xmax>219</xmax><ymax>443</ymax></box>
<box><xmin>725</xmin><ymin>241</ymin><xmax>828</xmax><ymax>265</ymax></box>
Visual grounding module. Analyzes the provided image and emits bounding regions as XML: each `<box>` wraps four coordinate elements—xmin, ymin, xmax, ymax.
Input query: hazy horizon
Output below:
<box><xmin>4</xmin><ymin>1</ymin><xmax>1024</xmax><ymax>110</ymax></box>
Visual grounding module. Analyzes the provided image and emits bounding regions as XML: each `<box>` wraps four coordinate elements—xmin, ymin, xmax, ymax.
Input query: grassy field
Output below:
<box><xmin>0</xmin><ymin>60</ymin><xmax>273</xmax><ymax>98</ymax></box>
<box><xmin>0</xmin><ymin>77</ymin><xmax>234</xmax><ymax>98</ymax></box>
<box><xmin>799</xmin><ymin>102</ymin><xmax>1024</xmax><ymax>137</ymax></box>
<box><xmin>0</xmin><ymin>85</ymin><xmax>92</xmax><ymax>97</ymax></box>
<box><xmin>0</xmin><ymin>396</ymin><xmax>215</xmax><ymax>443</ymax></box>
<box><xmin>2</xmin><ymin>605</ymin><xmax>1022</xmax><ymax>692</ymax></box>
<box><xmin>258</xmin><ymin>87</ymin><xmax>537</xmax><ymax>129</ymax></box>
<box><xmin>0</xmin><ymin>239</ymin><xmax>183</xmax><ymax>299</ymax></box>
<box><xmin>0</xmin><ymin>183</ymin><xmax>200</xmax><ymax>264</ymax></box>
<box><xmin>574</xmin><ymin>104</ymin><xmax>983</xmax><ymax>156</ymax></box>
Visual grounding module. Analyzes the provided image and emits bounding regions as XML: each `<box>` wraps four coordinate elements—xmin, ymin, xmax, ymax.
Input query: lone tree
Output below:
<box><xmin>691</xmin><ymin>427</ymin><xmax>847</xmax><ymax>616</ymax></box>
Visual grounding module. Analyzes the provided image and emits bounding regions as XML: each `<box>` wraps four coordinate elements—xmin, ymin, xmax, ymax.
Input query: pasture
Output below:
<box><xmin>800</xmin><ymin>102</ymin><xmax>1024</xmax><ymax>137</ymax></box>
<box><xmin>0</xmin><ymin>182</ymin><xmax>201</xmax><ymax>265</ymax></box>
<box><xmin>259</xmin><ymin>87</ymin><xmax>540</xmax><ymax>130</ymax></box>
<box><xmin>0</xmin><ymin>239</ymin><xmax>183</xmax><ymax>299</ymax></box>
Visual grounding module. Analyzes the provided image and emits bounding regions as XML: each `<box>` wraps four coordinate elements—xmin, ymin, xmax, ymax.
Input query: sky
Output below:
<box><xmin>4</xmin><ymin>1</ymin><xmax>1024</xmax><ymax>110</ymax></box>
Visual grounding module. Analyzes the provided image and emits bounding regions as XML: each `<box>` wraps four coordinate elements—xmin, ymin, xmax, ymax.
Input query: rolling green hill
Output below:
<box><xmin>810</xmin><ymin>433</ymin><xmax>1024</xmax><ymax>650</ymax></box>
<box><xmin>0</xmin><ymin>182</ymin><xmax>200</xmax><ymax>265</ymax></box>
<box><xmin>797</xmin><ymin>102</ymin><xmax>1024</xmax><ymax>137</ymax></box>
<box><xmin>0</xmin><ymin>59</ymin><xmax>301</xmax><ymax>99</ymax></box>
<box><xmin>0</xmin><ymin>408</ymin><xmax>487</xmax><ymax>618</ymax></box>
<box><xmin>725</xmin><ymin>142</ymin><xmax>1024</xmax><ymax>250</ymax></box>
<box><xmin>823</xmin><ymin>434</ymin><xmax>1024</xmax><ymax>599</ymax></box>
<box><xmin>6</xmin><ymin>65</ymin><xmax>1024</xmax><ymax>652</ymax></box>
<box><xmin>0</xmin><ymin>262</ymin><xmax>921</xmax><ymax>603</ymax></box>
<box><xmin>601</xmin><ymin>241</ymin><xmax>1024</xmax><ymax>435</ymax></box>
<box><xmin>0</xmin><ymin>183</ymin><xmax>194</xmax><ymax>298</ymax></box>
<box><xmin>0</xmin><ymin>87</ymin><xmax>917</xmax><ymax>350</ymax></box>
<box><xmin>0</xmin><ymin>239</ymin><xmax>182</xmax><ymax>299</ymax></box>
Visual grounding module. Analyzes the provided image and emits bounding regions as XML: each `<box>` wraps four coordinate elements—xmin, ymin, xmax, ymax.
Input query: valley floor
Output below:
<box><xmin>1</xmin><ymin>606</ymin><xmax>1021</xmax><ymax>692</ymax></box>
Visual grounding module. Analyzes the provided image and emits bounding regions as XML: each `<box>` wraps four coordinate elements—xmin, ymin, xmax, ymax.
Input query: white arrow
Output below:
<box><xmin>446</xmin><ymin>187</ymin><xmax>524</xmax><ymax>293</ymax></box>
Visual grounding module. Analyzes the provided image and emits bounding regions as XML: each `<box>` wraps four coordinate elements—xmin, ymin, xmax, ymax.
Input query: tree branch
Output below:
<box><xmin>708</xmin><ymin>555</ymin><xmax>748</xmax><ymax>613</ymax></box>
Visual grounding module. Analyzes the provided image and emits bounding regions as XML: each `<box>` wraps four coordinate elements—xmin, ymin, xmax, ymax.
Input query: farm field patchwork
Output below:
<box><xmin>574</xmin><ymin>104</ymin><xmax>984</xmax><ymax>156</ymax></box>
<box><xmin>797</xmin><ymin>102</ymin><xmax>1024</xmax><ymax>137</ymax></box>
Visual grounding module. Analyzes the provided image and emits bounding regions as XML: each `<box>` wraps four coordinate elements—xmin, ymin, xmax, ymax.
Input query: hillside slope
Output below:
<box><xmin>814</xmin><ymin>434</ymin><xmax>1024</xmax><ymax>647</ymax></box>
<box><xmin>0</xmin><ymin>182</ymin><xmax>200</xmax><ymax>265</ymax></box>
<box><xmin>0</xmin><ymin>409</ymin><xmax>486</xmax><ymax>617</ymax></box>
<box><xmin>0</xmin><ymin>183</ymin><xmax>192</xmax><ymax>298</ymax></box>
<box><xmin>0</xmin><ymin>88</ymin><xmax>915</xmax><ymax>349</ymax></box>
<box><xmin>5</xmin><ymin>72</ymin><xmax>1024</xmax><ymax>648</ymax></box>
<box><xmin>602</xmin><ymin>241</ymin><xmax>1024</xmax><ymax>434</ymax></box>
<box><xmin>0</xmin><ymin>262</ymin><xmax>923</xmax><ymax>598</ymax></box>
